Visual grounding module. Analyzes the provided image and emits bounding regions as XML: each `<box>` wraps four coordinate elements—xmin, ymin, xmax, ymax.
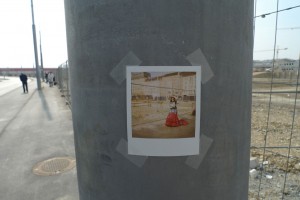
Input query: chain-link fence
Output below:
<box><xmin>249</xmin><ymin>68</ymin><xmax>300</xmax><ymax>199</ymax></box>
<box><xmin>251</xmin><ymin>0</ymin><xmax>300</xmax><ymax>197</ymax></box>
<box><xmin>57</xmin><ymin>61</ymin><xmax>71</xmax><ymax>108</ymax></box>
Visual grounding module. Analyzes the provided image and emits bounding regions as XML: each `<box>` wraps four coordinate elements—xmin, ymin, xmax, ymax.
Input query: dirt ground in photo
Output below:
<box><xmin>132</xmin><ymin>101</ymin><xmax>195</xmax><ymax>138</ymax></box>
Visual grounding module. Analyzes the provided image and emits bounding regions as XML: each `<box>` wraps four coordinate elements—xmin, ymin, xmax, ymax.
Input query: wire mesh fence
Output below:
<box><xmin>57</xmin><ymin>61</ymin><xmax>71</xmax><ymax>108</ymax></box>
<box><xmin>251</xmin><ymin>0</ymin><xmax>300</xmax><ymax>198</ymax></box>
<box><xmin>249</xmin><ymin>67</ymin><xmax>300</xmax><ymax>199</ymax></box>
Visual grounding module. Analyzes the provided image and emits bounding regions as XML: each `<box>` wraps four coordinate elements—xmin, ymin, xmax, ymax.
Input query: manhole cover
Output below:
<box><xmin>33</xmin><ymin>157</ymin><xmax>76</xmax><ymax>176</ymax></box>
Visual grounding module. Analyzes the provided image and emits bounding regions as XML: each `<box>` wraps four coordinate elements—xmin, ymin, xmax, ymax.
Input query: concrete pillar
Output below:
<box><xmin>64</xmin><ymin>1</ymin><xmax>253</xmax><ymax>199</ymax></box>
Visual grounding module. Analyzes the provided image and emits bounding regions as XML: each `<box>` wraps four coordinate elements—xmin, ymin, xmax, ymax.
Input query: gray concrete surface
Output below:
<box><xmin>65</xmin><ymin>0</ymin><xmax>253</xmax><ymax>199</ymax></box>
<box><xmin>0</xmin><ymin>77</ymin><xmax>79</xmax><ymax>200</ymax></box>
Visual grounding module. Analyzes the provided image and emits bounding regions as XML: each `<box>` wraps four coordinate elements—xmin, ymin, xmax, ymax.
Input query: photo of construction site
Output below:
<box><xmin>130</xmin><ymin>71</ymin><xmax>197</xmax><ymax>138</ymax></box>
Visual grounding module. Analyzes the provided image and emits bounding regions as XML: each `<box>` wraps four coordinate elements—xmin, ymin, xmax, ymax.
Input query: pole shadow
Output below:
<box><xmin>38</xmin><ymin>90</ymin><xmax>53</xmax><ymax>120</ymax></box>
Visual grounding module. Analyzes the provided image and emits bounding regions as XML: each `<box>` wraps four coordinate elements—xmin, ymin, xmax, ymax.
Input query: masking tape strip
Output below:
<box><xmin>110</xmin><ymin>51</ymin><xmax>142</xmax><ymax>85</ymax></box>
<box><xmin>186</xmin><ymin>48</ymin><xmax>214</xmax><ymax>84</ymax></box>
<box><xmin>116</xmin><ymin>138</ymin><xmax>148</xmax><ymax>167</ymax></box>
<box><xmin>185</xmin><ymin>134</ymin><xmax>213</xmax><ymax>169</ymax></box>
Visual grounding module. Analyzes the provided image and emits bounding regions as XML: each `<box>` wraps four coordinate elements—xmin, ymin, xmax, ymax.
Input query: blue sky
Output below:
<box><xmin>254</xmin><ymin>0</ymin><xmax>300</xmax><ymax>60</ymax></box>
<box><xmin>0</xmin><ymin>0</ymin><xmax>299</xmax><ymax>68</ymax></box>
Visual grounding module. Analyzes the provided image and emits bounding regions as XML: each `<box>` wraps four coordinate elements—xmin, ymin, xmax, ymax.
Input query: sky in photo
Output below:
<box><xmin>0</xmin><ymin>0</ymin><xmax>299</xmax><ymax>68</ymax></box>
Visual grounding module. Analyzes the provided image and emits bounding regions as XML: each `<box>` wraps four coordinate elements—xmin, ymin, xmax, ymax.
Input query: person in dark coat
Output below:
<box><xmin>19</xmin><ymin>73</ymin><xmax>28</xmax><ymax>93</ymax></box>
<box><xmin>45</xmin><ymin>72</ymin><xmax>49</xmax><ymax>83</ymax></box>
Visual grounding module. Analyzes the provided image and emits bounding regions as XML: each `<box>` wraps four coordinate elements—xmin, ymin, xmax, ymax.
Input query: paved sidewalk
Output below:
<box><xmin>0</xmin><ymin>78</ymin><xmax>79</xmax><ymax>200</ymax></box>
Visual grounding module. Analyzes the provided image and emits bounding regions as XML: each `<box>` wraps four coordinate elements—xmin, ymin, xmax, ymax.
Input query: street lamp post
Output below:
<box><xmin>40</xmin><ymin>32</ymin><xmax>45</xmax><ymax>82</ymax></box>
<box><xmin>276</xmin><ymin>47</ymin><xmax>288</xmax><ymax>60</ymax></box>
<box><xmin>30</xmin><ymin>0</ymin><xmax>41</xmax><ymax>90</ymax></box>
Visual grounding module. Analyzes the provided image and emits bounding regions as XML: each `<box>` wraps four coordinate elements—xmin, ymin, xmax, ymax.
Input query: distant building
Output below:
<box><xmin>0</xmin><ymin>68</ymin><xmax>57</xmax><ymax>77</ymax></box>
<box><xmin>253</xmin><ymin>59</ymin><xmax>299</xmax><ymax>73</ymax></box>
<box><xmin>277</xmin><ymin>59</ymin><xmax>299</xmax><ymax>72</ymax></box>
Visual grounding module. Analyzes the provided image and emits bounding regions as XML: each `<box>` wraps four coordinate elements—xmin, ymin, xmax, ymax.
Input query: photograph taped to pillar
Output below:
<box><xmin>126</xmin><ymin>66</ymin><xmax>201</xmax><ymax>156</ymax></box>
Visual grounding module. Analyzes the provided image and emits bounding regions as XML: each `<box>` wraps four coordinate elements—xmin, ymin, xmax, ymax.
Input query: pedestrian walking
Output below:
<box><xmin>45</xmin><ymin>72</ymin><xmax>49</xmax><ymax>83</ymax></box>
<box><xmin>19</xmin><ymin>73</ymin><xmax>28</xmax><ymax>93</ymax></box>
<box><xmin>48</xmin><ymin>72</ymin><xmax>54</xmax><ymax>87</ymax></box>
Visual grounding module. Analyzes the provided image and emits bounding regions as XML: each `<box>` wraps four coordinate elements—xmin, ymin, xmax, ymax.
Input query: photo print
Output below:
<box><xmin>126</xmin><ymin>66</ymin><xmax>201</xmax><ymax>156</ymax></box>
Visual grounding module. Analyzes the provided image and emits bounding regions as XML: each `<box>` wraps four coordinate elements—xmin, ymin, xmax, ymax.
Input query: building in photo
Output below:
<box><xmin>131</xmin><ymin>71</ymin><xmax>196</xmax><ymax>101</ymax></box>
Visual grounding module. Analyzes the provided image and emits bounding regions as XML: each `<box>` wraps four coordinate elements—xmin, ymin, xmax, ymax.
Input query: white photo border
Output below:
<box><xmin>126</xmin><ymin>66</ymin><xmax>201</xmax><ymax>156</ymax></box>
